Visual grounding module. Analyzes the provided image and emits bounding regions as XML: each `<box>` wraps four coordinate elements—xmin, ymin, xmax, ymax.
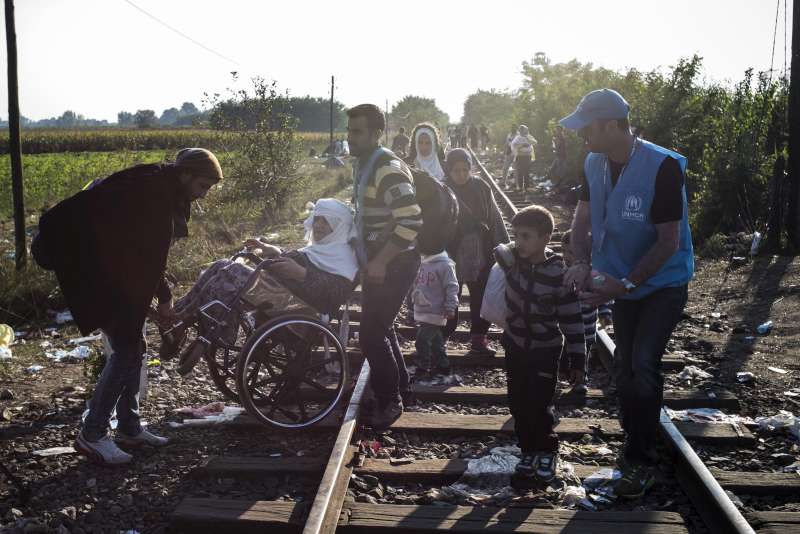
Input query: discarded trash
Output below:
<box><xmin>782</xmin><ymin>461</ymin><xmax>800</xmax><ymax>473</ymax></box>
<box><xmin>170</xmin><ymin>406</ymin><xmax>245</xmax><ymax>427</ymax></box>
<box><xmin>175</xmin><ymin>401</ymin><xmax>226</xmax><ymax>419</ymax></box>
<box><xmin>677</xmin><ymin>365</ymin><xmax>712</xmax><ymax>381</ymax></box>
<box><xmin>45</xmin><ymin>345</ymin><xmax>91</xmax><ymax>362</ymax></box>
<box><xmin>756</xmin><ymin>411</ymin><xmax>800</xmax><ymax>440</ymax></box>
<box><xmin>562</xmin><ymin>485</ymin><xmax>588</xmax><ymax>508</ymax></box>
<box><xmin>583</xmin><ymin>468</ymin><xmax>622</xmax><ymax>490</ymax></box>
<box><xmin>458</xmin><ymin>446</ymin><xmax>520</xmax><ymax>489</ymax></box>
<box><xmin>25</xmin><ymin>365</ymin><xmax>43</xmax><ymax>373</ymax></box>
<box><xmin>54</xmin><ymin>310</ymin><xmax>74</xmax><ymax>324</ymax></box>
<box><xmin>414</xmin><ymin>373</ymin><xmax>463</xmax><ymax>387</ymax></box>
<box><xmin>666</xmin><ymin>407</ymin><xmax>755</xmax><ymax>426</ymax></box>
<box><xmin>0</xmin><ymin>323</ymin><xmax>13</xmax><ymax>347</ymax></box>
<box><xmin>147</xmin><ymin>359</ymin><xmax>162</xmax><ymax>367</ymax></box>
<box><xmin>69</xmin><ymin>334</ymin><xmax>103</xmax><ymax>345</ymax></box>
<box><xmin>0</xmin><ymin>347</ymin><xmax>10</xmax><ymax>360</ymax></box>
<box><xmin>757</xmin><ymin>320</ymin><xmax>774</xmax><ymax>335</ymax></box>
<box><xmin>33</xmin><ymin>446</ymin><xmax>76</xmax><ymax>457</ymax></box>
<box><xmin>710</xmin><ymin>312</ymin><xmax>721</xmax><ymax>319</ymax></box>
<box><xmin>737</xmin><ymin>372</ymin><xmax>755</xmax><ymax>384</ymax></box>
<box><xmin>768</xmin><ymin>366</ymin><xmax>789</xmax><ymax>375</ymax></box>
<box><xmin>264</xmin><ymin>233</ymin><xmax>280</xmax><ymax>241</ymax></box>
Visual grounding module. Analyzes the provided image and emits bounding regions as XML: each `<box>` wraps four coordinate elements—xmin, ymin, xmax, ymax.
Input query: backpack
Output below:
<box><xmin>408</xmin><ymin>166</ymin><xmax>459</xmax><ymax>255</ymax></box>
<box><xmin>354</xmin><ymin>147</ymin><xmax>459</xmax><ymax>259</ymax></box>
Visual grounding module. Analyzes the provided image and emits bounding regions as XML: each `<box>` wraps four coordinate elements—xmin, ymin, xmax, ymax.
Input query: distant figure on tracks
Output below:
<box><xmin>510</xmin><ymin>125</ymin><xmax>536</xmax><ymax>193</ymax></box>
<box><xmin>391</xmin><ymin>126</ymin><xmax>410</xmax><ymax>158</ymax></box>
<box><xmin>442</xmin><ymin>148</ymin><xmax>509</xmax><ymax>356</ymax></box>
<box><xmin>34</xmin><ymin>148</ymin><xmax>224</xmax><ymax>466</ymax></box>
<box><xmin>561</xmin><ymin>88</ymin><xmax>693</xmax><ymax>498</ymax></box>
<box><xmin>502</xmin><ymin>124</ymin><xmax>517</xmax><ymax>189</ymax></box>
<box><xmin>347</xmin><ymin>104</ymin><xmax>423</xmax><ymax>430</ymax></box>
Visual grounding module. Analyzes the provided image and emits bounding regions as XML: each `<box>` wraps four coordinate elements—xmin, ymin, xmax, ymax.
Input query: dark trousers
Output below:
<box><xmin>613</xmin><ymin>285</ymin><xmax>688</xmax><ymax>465</ymax></box>
<box><xmin>442</xmin><ymin>268</ymin><xmax>491</xmax><ymax>338</ymax></box>
<box><xmin>503</xmin><ymin>336</ymin><xmax>560</xmax><ymax>454</ymax></box>
<box><xmin>83</xmin><ymin>328</ymin><xmax>146</xmax><ymax>440</ymax></box>
<box><xmin>415</xmin><ymin>323</ymin><xmax>449</xmax><ymax>371</ymax></box>
<box><xmin>514</xmin><ymin>155</ymin><xmax>532</xmax><ymax>191</ymax></box>
<box><xmin>360</xmin><ymin>250</ymin><xmax>420</xmax><ymax>406</ymax></box>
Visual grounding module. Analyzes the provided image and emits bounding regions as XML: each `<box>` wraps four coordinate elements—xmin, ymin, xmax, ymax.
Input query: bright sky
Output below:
<box><xmin>0</xmin><ymin>0</ymin><xmax>792</xmax><ymax>123</ymax></box>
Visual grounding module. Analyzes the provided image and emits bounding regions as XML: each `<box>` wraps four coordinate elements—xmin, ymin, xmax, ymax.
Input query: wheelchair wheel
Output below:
<box><xmin>236</xmin><ymin>314</ymin><xmax>349</xmax><ymax>429</ymax></box>
<box><xmin>204</xmin><ymin>311</ymin><xmax>254</xmax><ymax>402</ymax></box>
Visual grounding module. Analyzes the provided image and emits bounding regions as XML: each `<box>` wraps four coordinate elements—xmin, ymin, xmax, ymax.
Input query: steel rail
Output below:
<box><xmin>302</xmin><ymin>360</ymin><xmax>370</xmax><ymax>534</ymax></box>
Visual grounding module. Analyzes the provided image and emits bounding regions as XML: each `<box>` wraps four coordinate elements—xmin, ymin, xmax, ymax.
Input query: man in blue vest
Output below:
<box><xmin>560</xmin><ymin>89</ymin><xmax>693</xmax><ymax>498</ymax></box>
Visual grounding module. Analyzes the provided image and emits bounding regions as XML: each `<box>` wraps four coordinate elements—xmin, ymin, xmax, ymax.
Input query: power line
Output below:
<box><xmin>121</xmin><ymin>0</ymin><xmax>239</xmax><ymax>66</ymax></box>
<box><xmin>770</xmin><ymin>0</ymin><xmax>781</xmax><ymax>81</ymax></box>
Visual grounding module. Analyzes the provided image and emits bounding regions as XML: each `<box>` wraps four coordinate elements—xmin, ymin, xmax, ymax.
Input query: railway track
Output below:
<box><xmin>169</xmin><ymin>152</ymin><xmax>800</xmax><ymax>533</ymax></box>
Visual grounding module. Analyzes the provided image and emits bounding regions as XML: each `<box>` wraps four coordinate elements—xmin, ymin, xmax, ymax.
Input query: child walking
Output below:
<box><xmin>494</xmin><ymin>205</ymin><xmax>585</xmax><ymax>482</ymax></box>
<box><xmin>412</xmin><ymin>251</ymin><xmax>459</xmax><ymax>375</ymax></box>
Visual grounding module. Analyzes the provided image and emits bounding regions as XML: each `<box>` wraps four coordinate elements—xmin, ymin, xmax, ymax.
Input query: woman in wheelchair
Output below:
<box><xmin>159</xmin><ymin>198</ymin><xmax>359</xmax><ymax>363</ymax></box>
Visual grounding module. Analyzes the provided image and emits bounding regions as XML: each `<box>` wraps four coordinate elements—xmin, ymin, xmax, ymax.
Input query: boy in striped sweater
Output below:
<box><xmin>494</xmin><ymin>205</ymin><xmax>585</xmax><ymax>482</ymax></box>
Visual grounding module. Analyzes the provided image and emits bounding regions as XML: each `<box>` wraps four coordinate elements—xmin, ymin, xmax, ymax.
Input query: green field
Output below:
<box><xmin>0</xmin><ymin>128</ymin><xmax>334</xmax><ymax>154</ymax></box>
<box><xmin>0</xmin><ymin>126</ymin><xmax>354</xmax><ymax>325</ymax></box>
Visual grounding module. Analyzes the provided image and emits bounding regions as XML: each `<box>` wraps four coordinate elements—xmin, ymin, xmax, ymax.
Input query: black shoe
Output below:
<box><xmin>535</xmin><ymin>451</ymin><xmax>558</xmax><ymax>482</ymax></box>
<box><xmin>515</xmin><ymin>454</ymin><xmax>536</xmax><ymax>478</ymax></box>
<box><xmin>616</xmin><ymin>463</ymin><xmax>655</xmax><ymax>499</ymax></box>
<box><xmin>368</xmin><ymin>399</ymin><xmax>404</xmax><ymax>431</ymax></box>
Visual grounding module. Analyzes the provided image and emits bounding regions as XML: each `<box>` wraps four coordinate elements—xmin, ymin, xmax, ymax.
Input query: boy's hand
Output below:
<box><xmin>446</xmin><ymin>310</ymin><xmax>456</xmax><ymax>320</ymax></box>
<box><xmin>598</xmin><ymin>314</ymin><xmax>613</xmax><ymax>329</ymax></box>
<box><xmin>569</xmin><ymin>368</ymin><xmax>585</xmax><ymax>387</ymax></box>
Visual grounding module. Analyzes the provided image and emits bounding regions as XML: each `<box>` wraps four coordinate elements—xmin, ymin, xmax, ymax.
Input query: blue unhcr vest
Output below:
<box><xmin>586</xmin><ymin>139</ymin><xmax>694</xmax><ymax>300</ymax></box>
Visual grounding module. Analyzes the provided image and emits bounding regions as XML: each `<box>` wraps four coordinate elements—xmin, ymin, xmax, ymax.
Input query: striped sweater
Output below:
<box><xmin>359</xmin><ymin>151</ymin><xmax>423</xmax><ymax>258</ymax></box>
<box><xmin>496</xmin><ymin>245</ymin><xmax>586</xmax><ymax>370</ymax></box>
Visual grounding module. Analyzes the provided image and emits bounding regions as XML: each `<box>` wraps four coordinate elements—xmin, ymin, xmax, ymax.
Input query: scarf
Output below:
<box><xmin>414</xmin><ymin>127</ymin><xmax>445</xmax><ymax>181</ymax></box>
<box><xmin>299</xmin><ymin>198</ymin><xmax>360</xmax><ymax>282</ymax></box>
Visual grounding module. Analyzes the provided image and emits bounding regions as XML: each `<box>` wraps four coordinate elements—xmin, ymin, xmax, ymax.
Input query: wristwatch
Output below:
<box><xmin>621</xmin><ymin>277</ymin><xmax>637</xmax><ymax>293</ymax></box>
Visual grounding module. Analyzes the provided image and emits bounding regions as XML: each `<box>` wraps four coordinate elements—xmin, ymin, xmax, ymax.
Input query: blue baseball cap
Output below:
<box><xmin>559</xmin><ymin>89</ymin><xmax>630</xmax><ymax>130</ymax></box>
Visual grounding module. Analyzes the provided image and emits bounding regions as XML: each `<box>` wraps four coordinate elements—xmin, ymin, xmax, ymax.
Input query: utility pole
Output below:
<box><xmin>329</xmin><ymin>75</ymin><xmax>334</xmax><ymax>154</ymax></box>
<box><xmin>787</xmin><ymin>0</ymin><xmax>800</xmax><ymax>247</ymax></box>
<box><xmin>5</xmin><ymin>0</ymin><xmax>26</xmax><ymax>269</ymax></box>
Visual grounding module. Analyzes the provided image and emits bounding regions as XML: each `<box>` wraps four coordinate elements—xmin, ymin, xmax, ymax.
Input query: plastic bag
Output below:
<box><xmin>480</xmin><ymin>263</ymin><xmax>508</xmax><ymax>330</ymax></box>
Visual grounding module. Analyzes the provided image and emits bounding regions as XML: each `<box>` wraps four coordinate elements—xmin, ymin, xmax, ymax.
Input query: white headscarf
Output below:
<box><xmin>414</xmin><ymin>127</ymin><xmax>445</xmax><ymax>181</ymax></box>
<box><xmin>299</xmin><ymin>198</ymin><xmax>360</xmax><ymax>282</ymax></box>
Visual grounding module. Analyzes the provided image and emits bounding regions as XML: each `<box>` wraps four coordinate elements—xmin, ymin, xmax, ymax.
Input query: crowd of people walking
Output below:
<box><xmin>34</xmin><ymin>89</ymin><xmax>692</xmax><ymax>503</ymax></box>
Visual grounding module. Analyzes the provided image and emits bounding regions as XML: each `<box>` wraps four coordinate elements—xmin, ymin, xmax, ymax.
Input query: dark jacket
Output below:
<box><xmin>445</xmin><ymin>176</ymin><xmax>509</xmax><ymax>282</ymax></box>
<box><xmin>36</xmin><ymin>163</ymin><xmax>188</xmax><ymax>340</ymax></box>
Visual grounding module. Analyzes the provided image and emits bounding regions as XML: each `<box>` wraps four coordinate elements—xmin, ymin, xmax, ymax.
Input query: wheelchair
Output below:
<box><xmin>167</xmin><ymin>251</ymin><xmax>351</xmax><ymax>430</ymax></box>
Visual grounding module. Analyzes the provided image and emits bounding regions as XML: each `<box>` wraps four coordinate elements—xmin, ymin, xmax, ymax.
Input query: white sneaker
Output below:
<box><xmin>75</xmin><ymin>433</ymin><xmax>133</xmax><ymax>466</ymax></box>
<box><xmin>115</xmin><ymin>429</ymin><xmax>169</xmax><ymax>447</ymax></box>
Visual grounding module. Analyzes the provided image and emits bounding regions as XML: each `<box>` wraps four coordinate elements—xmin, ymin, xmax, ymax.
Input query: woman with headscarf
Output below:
<box><xmin>510</xmin><ymin>125</ymin><xmax>537</xmax><ymax>192</ymax></box>
<box><xmin>159</xmin><ymin>198</ymin><xmax>359</xmax><ymax>358</ymax></box>
<box><xmin>406</xmin><ymin>122</ymin><xmax>446</xmax><ymax>182</ymax></box>
<box><xmin>443</xmin><ymin>148</ymin><xmax>509</xmax><ymax>355</ymax></box>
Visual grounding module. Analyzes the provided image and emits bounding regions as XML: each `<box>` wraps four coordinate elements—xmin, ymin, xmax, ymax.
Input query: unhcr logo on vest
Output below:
<box><xmin>622</xmin><ymin>194</ymin><xmax>645</xmax><ymax>222</ymax></box>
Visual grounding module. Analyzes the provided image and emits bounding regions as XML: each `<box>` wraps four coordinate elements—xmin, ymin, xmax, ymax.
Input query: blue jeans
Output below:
<box><xmin>360</xmin><ymin>250</ymin><xmax>419</xmax><ymax>407</ymax></box>
<box><xmin>612</xmin><ymin>285</ymin><xmax>688</xmax><ymax>465</ymax></box>
<box><xmin>82</xmin><ymin>330</ymin><xmax>146</xmax><ymax>441</ymax></box>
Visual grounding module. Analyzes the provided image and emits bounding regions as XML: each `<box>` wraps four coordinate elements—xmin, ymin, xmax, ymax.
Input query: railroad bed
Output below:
<box><xmin>168</xmin><ymin>152</ymin><xmax>799</xmax><ymax>533</ymax></box>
